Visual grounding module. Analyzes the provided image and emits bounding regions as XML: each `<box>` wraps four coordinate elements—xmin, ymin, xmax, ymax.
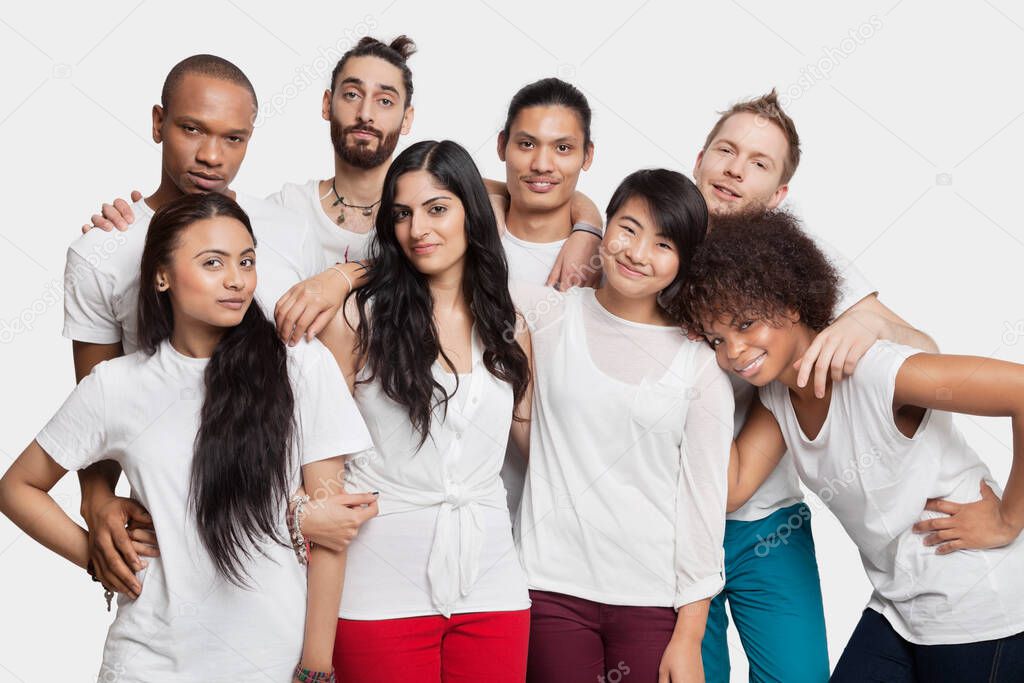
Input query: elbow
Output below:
<box><xmin>725</xmin><ymin>496</ymin><xmax>741</xmax><ymax>515</ymax></box>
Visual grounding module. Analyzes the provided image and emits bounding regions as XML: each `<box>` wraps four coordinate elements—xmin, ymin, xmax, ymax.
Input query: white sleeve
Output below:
<box><xmin>808</xmin><ymin>233</ymin><xmax>877</xmax><ymax>315</ymax></box>
<box><xmin>674</xmin><ymin>346</ymin><xmax>734</xmax><ymax>608</ymax></box>
<box><xmin>300</xmin><ymin>217</ymin><xmax>327</xmax><ymax>275</ymax></box>
<box><xmin>62</xmin><ymin>248</ymin><xmax>122</xmax><ymax>344</ymax></box>
<box><xmin>292</xmin><ymin>340</ymin><xmax>374</xmax><ymax>466</ymax></box>
<box><xmin>35</xmin><ymin>365</ymin><xmax>110</xmax><ymax>471</ymax></box>
<box><xmin>509</xmin><ymin>282</ymin><xmax>569</xmax><ymax>333</ymax></box>
<box><xmin>265</xmin><ymin>187</ymin><xmax>286</xmax><ymax>207</ymax></box>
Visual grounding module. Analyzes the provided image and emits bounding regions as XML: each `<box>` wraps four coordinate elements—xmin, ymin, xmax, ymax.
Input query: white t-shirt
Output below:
<box><xmin>499</xmin><ymin>229</ymin><xmax>566</xmax><ymax>518</ymax></box>
<box><xmin>268</xmin><ymin>179</ymin><xmax>374</xmax><ymax>265</ymax></box>
<box><xmin>63</xmin><ymin>194</ymin><xmax>326</xmax><ymax>354</ymax></box>
<box><xmin>340</xmin><ymin>328</ymin><xmax>530</xmax><ymax>619</ymax></box>
<box><xmin>727</xmin><ymin>234</ymin><xmax>876</xmax><ymax>521</ymax></box>
<box><xmin>35</xmin><ymin>340</ymin><xmax>374</xmax><ymax>682</ymax></box>
<box><xmin>501</xmin><ymin>230</ymin><xmax>565</xmax><ymax>285</ymax></box>
<box><xmin>515</xmin><ymin>285</ymin><xmax>734</xmax><ymax>607</ymax></box>
<box><xmin>758</xmin><ymin>341</ymin><xmax>1024</xmax><ymax>645</ymax></box>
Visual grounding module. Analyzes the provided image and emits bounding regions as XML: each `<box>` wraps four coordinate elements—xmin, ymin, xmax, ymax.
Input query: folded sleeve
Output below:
<box><xmin>62</xmin><ymin>247</ymin><xmax>122</xmax><ymax>344</ymax></box>
<box><xmin>34</xmin><ymin>365</ymin><xmax>111</xmax><ymax>471</ymax></box>
<box><xmin>673</xmin><ymin>345</ymin><xmax>734</xmax><ymax>608</ymax></box>
<box><xmin>292</xmin><ymin>340</ymin><xmax>374</xmax><ymax>466</ymax></box>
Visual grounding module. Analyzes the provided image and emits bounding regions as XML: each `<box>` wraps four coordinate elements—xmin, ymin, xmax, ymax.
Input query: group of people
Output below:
<box><xmin>0</xmin><ymin>34</ymin><xmax>1022</xmax><ymax>683</ymax></box>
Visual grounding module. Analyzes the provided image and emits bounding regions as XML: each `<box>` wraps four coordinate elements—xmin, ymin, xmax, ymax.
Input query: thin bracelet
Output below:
<box><xmin>570</xmin><ymin>222</ymin><xmax>603</xmax><ymax>240</ymax></box>
<box><xmin>328</xmin><ymin>264</ymin><xmax>353</xmax><ymax>290</ymax></box>
<box><xmin>294</xmin><ymin>664</ymin><xmax>335</xmax><ymax>683</ymax></box>
<box><xmin>288</xmin><ymin>494</ymin><xmax>310</xmax><ymax>565</ymax></box>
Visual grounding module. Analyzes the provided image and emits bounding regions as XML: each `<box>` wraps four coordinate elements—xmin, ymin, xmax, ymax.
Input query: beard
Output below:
<box><xmin>330</xmin><ymin>115</ymin><xmax>401</xmax><ymax>169</ymax></box>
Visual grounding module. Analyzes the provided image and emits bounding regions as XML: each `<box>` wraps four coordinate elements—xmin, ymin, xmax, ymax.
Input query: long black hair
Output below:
<box><xmin>351</xmin><ymin>139</ymin><xmax>530</xmax><ymax>443</ymax></box>
<box><xmin>605</xmin><ymin>169</ymin><xmax>709</xmax><ymax>315</ymax></box>
<box><xmin>138</xmin><ymin>192</ymin><xmax>295</xmax><ymax>587</ymax></box>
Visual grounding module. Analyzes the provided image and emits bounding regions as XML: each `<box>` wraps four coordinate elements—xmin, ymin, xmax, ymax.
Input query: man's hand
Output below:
<box><xmin>794</xmin><ymin>308</ymin><xmax>889</xmax><ymax>399</ymax></box>
<box><xmin>546</xmin><ymin>230</ymin><xmax>602</xmax><ymax>291</ymax></box>
<box><xmin>658</xmin><ymin>634</ymin><xmax>704</xmax><ymax>683</ymax></box>
<box><xmin>82</xmin><ymin>495</ymin><xmax>157</xmax><ymax>598</ymax></box>
<box><xmin>912</xmin><ymin>481</ymin><xmax>1022</xmax><ymax>554</ymax></box>
<box><xmin>299</xmin><ymin>491</ymin><xmax>380</xmax><ymax>552</ymax></box>
<box><xmin>489</xmin><ymin>194</ymin><xmax>509</xmax><ymax>236</ymax></box>
<box><xmin>81</xmin><ymin>191</ymin><xmax>142</xmax><ymax>233</ymax></box>
<box><xmin>275</xmin><ymin>268</ymin><xmax>349</xmax><ymax>345</ymax></box>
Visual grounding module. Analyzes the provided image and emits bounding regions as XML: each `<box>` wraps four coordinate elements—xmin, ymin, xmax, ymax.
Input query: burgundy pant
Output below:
<box><xmin>527</xmin><ymin>590</ymin><xmax>677</xmax><ymax>683</ymax></box>
<box><xmin>334</xmin><ymin>609</ymin><xmax>530</xmax><ymax>682</ymax></box>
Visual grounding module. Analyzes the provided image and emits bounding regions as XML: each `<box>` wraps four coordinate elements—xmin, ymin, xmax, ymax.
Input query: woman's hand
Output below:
<box><xmin>275</xmin><ymin>269</ymin><xmax>350</xmax><ymax>345</ymax></box>
<box><xmin>658</xmin><ymin>633</ymin><xmax>704</xmax><ymax>683</ymax></box>
<box><xmin>913</xmin><ymin>480</ymin><xmax>1022</xmax><ymax>554</ymax></box>
<box><xmin>299</xmin><ymin>490</ymin><xmax>380</xmax><ymax>552</ymax></box>
<box><xmin>82</xmin><ymin>494</ymin><xmax>157</xmax><ymax>598</ymax></box>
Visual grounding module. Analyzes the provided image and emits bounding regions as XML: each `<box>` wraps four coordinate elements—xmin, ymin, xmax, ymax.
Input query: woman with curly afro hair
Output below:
<box><xmin>676</xmin><ymin>209</ymin><xmax>1024</xmax><ymax>681</ymax></box>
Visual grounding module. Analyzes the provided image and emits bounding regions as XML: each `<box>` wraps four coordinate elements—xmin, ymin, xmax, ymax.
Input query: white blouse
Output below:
<box><xmin>759</xmin><ymin>341</ymin><xmax>1024</xmax><ymax>644</ymax></box>
<box><xmin>340</xmin><ymin>330</ymin><xmax>531</xmax><ymax>619</ymax></box>
<box><xmin>515</xmin><ymin>285</ymin><xmax>734</xmax><ymax>608</ymax></box>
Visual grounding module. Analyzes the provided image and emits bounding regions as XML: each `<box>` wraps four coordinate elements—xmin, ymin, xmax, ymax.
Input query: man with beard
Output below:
<box><xmin>267</xmin><ymin>36</ymin><xmax>415</xmax><ymax>265</ymax></box>
<box><xmin>692</xmin><ymin>91</ymin><xmax>939</xmax><ymax>683</ymax></box>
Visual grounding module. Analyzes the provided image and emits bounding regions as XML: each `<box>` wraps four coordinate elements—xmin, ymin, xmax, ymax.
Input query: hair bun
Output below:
<box><xmin>389</xmin><ymin>35</ymin><xmax>417</xmax><ymax>60</ymax></box>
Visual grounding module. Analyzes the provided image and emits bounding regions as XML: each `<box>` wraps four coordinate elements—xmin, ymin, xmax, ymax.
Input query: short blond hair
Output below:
<box><xmin>702</xmin><ymin>89</ymin><xmax>801</xmax><ymax>184</ymax></box>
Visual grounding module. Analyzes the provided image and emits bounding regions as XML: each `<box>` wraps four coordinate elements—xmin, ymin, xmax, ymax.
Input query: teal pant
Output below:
<box><xmin>701</xmin><ymin>503</ymin><xmax>829</xmax><ymax>683</ymax></box>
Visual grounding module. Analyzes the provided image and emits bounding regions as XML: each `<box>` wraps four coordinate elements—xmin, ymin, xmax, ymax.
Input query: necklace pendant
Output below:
<box><xmin>362</xmin><ymin>207</ymin><xmax>373</xmax><ymax>216</ymax></box>
<box><xmin>336</xmin><ymin>210</ymin><xmax>346</xmax><ymax>225</ymax></box>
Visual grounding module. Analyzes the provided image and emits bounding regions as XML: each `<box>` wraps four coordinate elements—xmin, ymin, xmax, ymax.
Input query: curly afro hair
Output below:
<box><xmin>670</xmin><ymin>209</ymin><xmax>840</xmax><ymax>335</ymax></box>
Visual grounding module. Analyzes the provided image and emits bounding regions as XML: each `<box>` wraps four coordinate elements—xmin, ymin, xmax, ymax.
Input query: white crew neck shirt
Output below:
<box><xmin>268</xmin><ymin>179</ymin><xmax>374</xmax><ymax>264</ymax></box>
<box><xmin>339</xmin><ymin>327</ymin><xmax>530</xmax><ymax>619</ymax></box>
<box><xmin>35</xmin><ymin>339</ymin><xmax>374</xmax><ymax>681</ymax></box>
<box><xmin>501</xmin><ymin>228</ymin><xmax>565</xmax><ymax>285</ymax></box>
<box><xmin>515</xmin><ymin>285</ymin><xmax>734</xmax><ymax>607</ymax></box>
<box><xmin>63</xmin><ymin>194</ymin><xmax>326</xmax><ymax>354</ymax></box>
<box><xmin>759</xmin><ymin>341</ymin><xmax>1024</xmax><ymax>644</ymax></box>
<box><xmin>727</xmin><ymin>233</ymin><xmax>876</xmax><ymax>522</ymax></box>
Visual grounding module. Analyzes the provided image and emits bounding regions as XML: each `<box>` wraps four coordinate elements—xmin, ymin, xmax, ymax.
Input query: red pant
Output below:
<box><xmin>334</xmin><ymin>609</ymin><xmax>530</xmax><ymax>683</ymax></box>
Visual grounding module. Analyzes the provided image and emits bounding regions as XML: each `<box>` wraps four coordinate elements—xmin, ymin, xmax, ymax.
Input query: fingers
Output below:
<box><xmin>275</xmin><ymin>290</ymin><xmax>298</xmax><ymax>339</ymax></box>
<box><xmin>128</xmin><ymin>526</ymin><xmax>159</xmax><ymax>548</ymax></box>
<box><xmin>95</xmin><ymin>535</ymin><xmax>141</xmax><ymax>596</ymax></box>
<box><xmin>306</xmin><ymin>309</ymin><xmax>336</xmax><ymax>341</ymax></box>
<box><xmin>923</xmin><ymin>528</ymin><xmax>958</xmax><ymax>546</ymax></box>
<box><xmin>796</xmin><ymin>335</ymin><xmax>825</xmax><ymax>388</ymax></box>
<box><xmin>335</xmin><ymin>492</ymin><xmax>379</xmax><ymax>507</ymax></box>
<box><xmin>101</xmin><ymin>203</ymin><xmax>128</xmax><ymax>231</ymax></box>
<box><xmin>89</xmin><ymin>213</ymin><xmax>116</xmax><ymax>232</ymax></box>
<box><xmin>812</xmin><ymin>340</ymin><xmax>839</xmax><ymax>398</ymax></box>
<box><xmin>355</xmin><ymin>500</ymin><xmax>380</xmax><ymax>523</ymax></box>
<box><xmin>109</xmin><ymin>199</ymin><xmax>133</xmax><ymax>229</ymax></box>
<box><xmin>130</xmin><ymin>190</ymin><xmax>143</xmax><ymax>202</ymax></box>
<box><xmin>924</xmin><ymin>498</ymin><xmax>962</xmax><ymax>516</ymax></box>
<box><xmin>936</xmin><ymin>539</ymin><xmax>966</xmax><ymax>555</ymax></box>
<box><xmin>545</xmin><ymin>260</ymin><xmax>561</xmax><ymax>289</ymax></box>
<box><xmin>92</xmin><ymin>554</ymin><xmax>134</xmax><ymax>596</ymax></box>
<box><xmin>290</xmin><ymin>303</ymin><xmax>326</xmax><ymax>345</ymax></box>
<box><xmin>110</xmin><ymin>525</ymin><xmax>144</xmax><ymax>573</ymax></box>
<box><xmin>912</xmin><ymin>516</ymin><xmax>955</xmax><ymax>533</ymax></box>
<box><xmin>980</xmin><ymin>480</ymin><xmax>999</xmax><ymax>500</ymax></box>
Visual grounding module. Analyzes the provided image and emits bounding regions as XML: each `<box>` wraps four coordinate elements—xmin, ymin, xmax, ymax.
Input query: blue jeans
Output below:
<box><xmin>702</xmin><ymin>502</ymin><xmax>829</xmax><ymax>683</ymax></box>
<box><xmin>831</xmin><ymin>608</ymin><xmax>1024</xmax><ymax>681</ymax></box>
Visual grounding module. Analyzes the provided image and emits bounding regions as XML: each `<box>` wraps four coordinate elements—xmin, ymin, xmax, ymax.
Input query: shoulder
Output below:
<box><xmin>286</xmin><ymin>337</ymin><xmax>336</xmax><ymax>375</ymax></box>
<box><xmin>847</xmin><ymin>340</ymin><xmax>925</xmax><ymax>393</ymax></box>
<box><xmin>268</xmin><ymin>179</ymin><xmax>317</xmax><ymax>206</ymax></box>
<box><xmin>236</xmin><ymin>193</ymin><xmax>312</xmax><ymax>237</ymax></box>
<box><xmin>67</xmin><ymin>215</ymin><xmax>148</xmax><ymax>277</ymax></box>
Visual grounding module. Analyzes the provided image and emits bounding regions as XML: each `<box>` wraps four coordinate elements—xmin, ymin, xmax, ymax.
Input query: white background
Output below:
<box><xmin>2</xmin><ymin>1</ymin><xmax>1024</xmax><ymax>680</ymax></box>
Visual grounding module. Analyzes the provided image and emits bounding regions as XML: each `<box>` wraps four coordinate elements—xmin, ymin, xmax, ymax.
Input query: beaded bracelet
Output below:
<box><xmin>294</xmin><ymin>664</ymin><xmax>335</xmax><ymax>683</ymax></box>
<box><xmin>288</xmin><ymin>494</ymin><xmax>311</xmax><ymax>565</ymax></box>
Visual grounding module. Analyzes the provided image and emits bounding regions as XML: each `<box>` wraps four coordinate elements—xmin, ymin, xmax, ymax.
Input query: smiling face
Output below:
<box><xmin>498</xmin><ymin>105</ymin><xmax>593</xmax><ymax>214</ymax></box>
<box><xmin>153</xmin><ymin>74</ymin><xmax>255</xmax><ymax>196</ymax></box>
<box><xmin>324</xmin><ymin>55</ymin><xmax>414</xmax><ymax>169</ymax></box>
<box><xmin>391</xmin><ymin>170</ymin><xmax>468</xmax><ymax>278</ymax></box>
<box><xmin>156</xmin><ymin>215</ymin><xmax>257</xmax><ymax>331</ymax></box>
<box><xmin>600</xmin><ymin>195</ymin><xmax>680</xmax><ymax>300</ymax></box>
<box><xmin>693</xmin><ymin>112</ymin><xmax>790</xmax><ymax>216</ymax></box>
<box><xmin>702</xmin><ymin>314</ymin><xmax>805</xmax><ymax>386</ymax></box>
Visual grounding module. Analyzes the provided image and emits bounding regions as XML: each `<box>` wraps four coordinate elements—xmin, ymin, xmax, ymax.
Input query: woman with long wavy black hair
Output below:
<box><xmin>317</xmin><ymin>139</ymin><xmax>534</xmax><ymax>682</ymax></box>
<box><xmin>0</xmin><ymin>192</ymin><xmax>376</xmax><ymax>683</ymax></box>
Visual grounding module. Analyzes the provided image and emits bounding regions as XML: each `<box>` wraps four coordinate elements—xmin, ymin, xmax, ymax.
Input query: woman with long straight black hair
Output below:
<box><xmin>317</xmin><ymin>139</ymin><xmax>534</xmax><ymax>682</ymax></box>
<box><xmin>0</xmin><ymin>192</ymin><xmax>376</xmax><ymax>682</ymax></box>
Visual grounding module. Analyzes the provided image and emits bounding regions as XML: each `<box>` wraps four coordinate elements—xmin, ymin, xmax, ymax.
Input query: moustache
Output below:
<box><xmin>344</xmin><ymin>124</ymin><xmax>382</xmax><ymax>139</ymax></box>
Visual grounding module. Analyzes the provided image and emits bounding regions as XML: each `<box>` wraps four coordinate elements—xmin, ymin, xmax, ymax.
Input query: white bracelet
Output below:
<box><xmin>328</xmin><ymin>264</ymin><xmax>354</xmax><ymax>291</ymax></box>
